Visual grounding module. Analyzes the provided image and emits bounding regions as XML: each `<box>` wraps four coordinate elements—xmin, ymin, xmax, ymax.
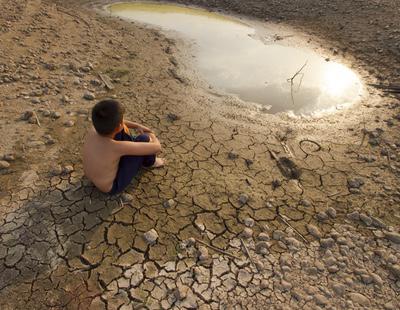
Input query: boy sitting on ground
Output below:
<box><xmin>83</xmin><ymin>99</ymin><xmax>164</xmax><ymax>195</ymax></box>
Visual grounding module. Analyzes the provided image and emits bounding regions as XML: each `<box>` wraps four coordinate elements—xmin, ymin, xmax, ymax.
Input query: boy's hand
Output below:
<box><xmin>136</xmin><ymin>125</ymin><xmax>153</xmax><ymax>134</ymax></box>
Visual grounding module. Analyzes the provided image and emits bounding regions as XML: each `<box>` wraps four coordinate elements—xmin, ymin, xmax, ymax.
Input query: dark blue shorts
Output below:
<box><xmin>109</xmin><ymin>129</ymin><xmax>156</xmax><ymax>195</ymax></box>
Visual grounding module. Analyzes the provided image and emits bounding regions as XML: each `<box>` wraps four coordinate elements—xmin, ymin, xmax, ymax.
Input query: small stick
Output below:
<box><xmin>278</xmin><ymin>214</ymin><xmax>309</xmax><ymax>244</ymax></box>
<box><xmin>99</xmin><ymin>73</ymin><xmax>115</xmax><ymax>90</ymax></box>
<box><xmin>239</xmin><ymin>237</ymin><xmax>259</xmax><ymax>272</ymax></box>
<box><xmin>195</xmin><ymin>238</ymin><xmax>241</xmax><ymax>260</ymax></box>
<box><xmin>287</xmin><ymin>61</ymin><xmax>308</xmax><ymax>105</ymax></box>
<box><xmin>357</xmin><ymin>115</ymin><xmax>367</xmax><ymax>149</ymax></box>
<box><xmin>281</xmin><ymin>141</ymin><xmax>294</xmax><ymax>158</ymax></box>
<box><xmin>33</xmin><ymin>111</ymin><xmax>41</xmax><ymax>127</ymax></box>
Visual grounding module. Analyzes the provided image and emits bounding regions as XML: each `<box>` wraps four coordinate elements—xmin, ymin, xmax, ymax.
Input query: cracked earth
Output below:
<box><xmin>0</xmin><ymin>0</ymin><xmax>400</xmax><ymax>309</ymax></box>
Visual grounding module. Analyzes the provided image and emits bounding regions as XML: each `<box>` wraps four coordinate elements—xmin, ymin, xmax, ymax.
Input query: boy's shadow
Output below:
<box><xmin>0</xmin><ymin>173</ymin><xmax>139</xmax><ymax>294</ymax></box>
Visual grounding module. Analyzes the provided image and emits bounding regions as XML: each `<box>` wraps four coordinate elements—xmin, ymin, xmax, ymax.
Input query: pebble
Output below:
<box><xmin>257</xmin><ymin>232</ymin><xmax>269</xmax><ymax>241</ymax></box>
<box><xmin>347</xmin><ymin>178</ymin><xmax>364</xmax><ymax>189</ymax></box>
<box><xmin>238</xmin><ymin>194</ymin><xmax>248</xmax><ymax>205</ymax></box>
<box><xmin>242</xmin><ymin>227</ymin><xmax>253</xmax><ymax>239</ymax></box>
<box><xmin>316</xmin><ymin>211</ymin><xmax>329</xmax><ymax>221</ymax></box>
<box><xmin>388</xmin><ymin>264</ymin><xmax>400</xmax><ymax>279</ymax></box>
<box><xmin>314</xmin><ymin>294</ymin><xmax>329</xmax><ymax>306</ymax></box>
<box><xmin>50</xmin><ymin>165</ymin><xmax>63</xmax><ymax>176</ymax></box>
<box><xmin>280</xmin><ymin>280</ymin><xmax>292</xmax><ymax>291</ymax></box>
<box><xmin>51</xmin><ymin>111</ymin><xmax>61</xmax><ymax>119</ymax></box>
<box><xmin>347</xmin><ymin>211</ymin><xmax>360</xmax><ymax>221</ymax></box>
<box><xmin>143</xmin><ymin>229</ymin><xmax>158</xmax><ymax>244</ymax></box>
<box><xmin>0</xmin><ymin>161</ymin><xmax>10</xmax><ymax>169</ymax></box>
<box><xmin>370</xmin><ymin>273</ymin><xmax>383</xmax><ymax>286</ymax></box>
<box><xmin>359</xmin><ymin>213</ymin><xmax>372</xmax><ymax>226</ymax></box>
<box><xmin>64</xmin><ymin>120</ymin><xmax>74</xmax><ymax>127</ymax></box>
<box><xmin>185</xmin><ymin>238</ymin><xmax>196</xmax><ymax>247</ymax></box>
<box><xmin>320</xmin><ymin>238</ymin><xmax>335</xmax><ymax>248</ymax></box>
<box><xmin>326</xmin><ymin>207</ymin><xmax>337</xmax><ymax>218</ymax></box>
<box><xmin>244</xmin><ymin>217</ymin><xmax>255</xmax><ymax>227</ymax></box>
<box><xmin>384</xmin><ymin>231</ymin><xmax>400</xmax><ymax>244</ymax></box>
<box><xmin>255</xmin><ymin>241</ymin><xmax>269</xmax><ymax>254</ymax></box>
<box><xmin>273</xmin><ymin>230</ymin><xmax>285</xmax><ymax>240</ymax></box>
<box><xmin>306</xmin><ymin>224</ymin><xmax>322</xmax><ymax>239</ymax></box>
<box><xmin>332</xmin><ymin>282</ymin><xmax>346</xmax><ymax>296</ymax></box>
<box><xmin>63</xmin><ymin>165</ymin><xmax>74</xmax><ymax>174</ymax></box>
<box><xmin>83</xmin><ymin>91</ymin><xmax>95</xmax><ymax>100</ymax></box>
<box><xmin>163</xmin><ymin>198</ymin><xmax>177</xmax><ymax>208</ymax></box>
<box><xmin>361</xmin><ymin>274</ymin><xmax>373</xmax><ymax>284</ymax></box>
<box><xmin>300</xmin><ymin>199</ymin><xmax>312</xmax><ymax>207</ymax></box>
<box><xmin>42</xmin><ymin>109</ymin><xmax>51</xmax><ymax>117</ymax></box>
<box><xmin>254</xmin><ymin>259</ymin><xmax>264</xmax><ymax>271</ymax></box>
<box><xmin>194</xmin><ymin>221</ymin><xmax>205</xmax><ymax>232</ymax></box>
<box><xmin>20</xmin><ymin>111</ymin><xmax>33</xmax><ymax>120</ymax></box>
<box><xmin>348</xmin><ymin>292</ymin><xmax>370</xmax><ymax>306</ymax></box>
<box><xmin>3</xmin><ymin>154</ymin><xmax>14</xmax><ymax>161</ymax></box>
<box><xmin>197</xmin><ymin>246</ymin><xmax>209</xmax><ymax>261</ymax></box>
<box><xmin>121</xmin><ymin>193</ymin><xmax>133</xmax><ymax>202</ymax></box>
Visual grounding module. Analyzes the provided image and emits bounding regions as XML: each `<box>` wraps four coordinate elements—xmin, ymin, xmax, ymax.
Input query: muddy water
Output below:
<box><xmin>107</xmin><ymin>2</ymin><xmax>363</xmax><ymax>115</ymax></box>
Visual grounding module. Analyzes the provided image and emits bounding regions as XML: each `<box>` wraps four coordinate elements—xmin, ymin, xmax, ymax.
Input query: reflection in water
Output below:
<box><xmin>108</xmin><ymin>2</ymin><xmax>363</xmax><ymax>115</ymax></box>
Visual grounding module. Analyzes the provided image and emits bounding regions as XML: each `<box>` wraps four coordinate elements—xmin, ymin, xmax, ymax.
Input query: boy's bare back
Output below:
<box><xmin>83</xmin><ymin>127</ymin><xmax>120</xmax><ymax>193</ymax></box>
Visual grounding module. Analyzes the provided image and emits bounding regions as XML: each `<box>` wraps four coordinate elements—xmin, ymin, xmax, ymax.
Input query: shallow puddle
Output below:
<box><xmin>107</xmin><ymin>2</ymin><xmax>363</xmax><ymax>115</ymax></box>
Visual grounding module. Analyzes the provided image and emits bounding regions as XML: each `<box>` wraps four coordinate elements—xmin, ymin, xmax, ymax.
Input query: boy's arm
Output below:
<box><xmin>124</xmin><ymin>120</ymin><xmax>153</xmax><ymax>133</ymax></box>
<box><xmin>113</xmin><ymin>138</ymin><xmax>161</xmax><ymax>156</ymax></box>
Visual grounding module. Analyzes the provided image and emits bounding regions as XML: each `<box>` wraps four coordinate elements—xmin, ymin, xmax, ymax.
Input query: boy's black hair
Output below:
<box><xmin>92</xmin><ymin>99</ymin><xmax>125</xmax><ymax>135</ymax></box>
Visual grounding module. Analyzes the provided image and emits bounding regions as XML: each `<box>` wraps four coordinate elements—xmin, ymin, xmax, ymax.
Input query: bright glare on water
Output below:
<box><xmin>108</xmin><ymin>2</ymin><xmax>363</xmax><ymax>115</ymax></box>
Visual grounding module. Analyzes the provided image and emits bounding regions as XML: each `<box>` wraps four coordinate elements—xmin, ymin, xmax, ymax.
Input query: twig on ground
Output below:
<box><xmin>287</xmin><ymin>61</ymin><xmax>308</xmax><ymax>105</ymax></box>
<box><xmin>239</xmin><ymin>237</ymin><xmax>259</xmax><ymax>272</ymax></box>
<box><xmin>32</xmin><ymin>111</ymin><xmax>41</xmax><ymax>127</ymax></box>
<box><xmin>358</xmin><ymin>115</ymin><xmax>367</xmax><ymax>149</ymax></box>
<box><xmin>195</xmin><ymin>238</ymin><xmax>241</xmax><ymax>260</ymax></box>
<box><xmin>277</xmin><ymin>214</ymin><xmax>309</xmax><ymax>244</ymax></box>
<box><xmin>99</xmin><ymin>73</ymin><xmax>115</xmax><ymax>90</ymax></box>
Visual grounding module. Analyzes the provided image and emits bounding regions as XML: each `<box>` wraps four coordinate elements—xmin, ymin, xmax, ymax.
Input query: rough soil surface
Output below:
<box><xmin>0</xmin><ymin>0</ymin><xmax>399</xmax><ymax>309</ymax></box>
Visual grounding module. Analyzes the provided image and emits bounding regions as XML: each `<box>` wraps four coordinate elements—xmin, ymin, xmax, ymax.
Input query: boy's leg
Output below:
<box><xmin>114</xmin><ymin>127</ymin><xmax>134</xmax><ymax>142</ymax></box>
<box><xmin>109</xmin><ymin>133</ymin><xmax>155</xmax><ymax>195</ymax></box>
<box><xmin>134</xmin><ymin>134</ymin><xmax>156</xmax><ymax>167</ymax></box>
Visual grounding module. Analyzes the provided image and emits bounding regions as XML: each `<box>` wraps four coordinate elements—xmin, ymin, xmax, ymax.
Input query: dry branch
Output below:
<box><xmin>287</xmin><ymin>61</ymin><xmax>308</xmax><ymax>105</ymax></box>
<box><xmin>195</xmin><ymin>238</ymin><xmax>241</xmax><ymax>260</ymax></box>
<box><xmin>278</xmin><ymin>214</ymin><xmax>309</xmax><ymax>244</ymax></box>
<box><xmin>239</xmin><ymin>238</ymin><xmax>259</xmax><ymax>272</ymax></box>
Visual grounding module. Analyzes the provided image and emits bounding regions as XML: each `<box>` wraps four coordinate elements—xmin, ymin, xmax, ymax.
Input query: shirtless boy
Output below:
<box><xmin>83</xmin><ymin>99</ymin><xmax>164</xmax><ymax>194</ymax></box>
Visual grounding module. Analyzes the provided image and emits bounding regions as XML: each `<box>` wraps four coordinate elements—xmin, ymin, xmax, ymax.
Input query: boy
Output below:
<box><xmin>83</xmin><ymin>99</ymin><xmax>164</xmax><ymax>194</ymax></box>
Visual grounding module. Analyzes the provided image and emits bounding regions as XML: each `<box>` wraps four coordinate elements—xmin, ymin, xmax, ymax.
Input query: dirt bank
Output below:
<box><xmin>0</xmin><ymin>0</ymin><xmax>399</xmax><ymax>309</ymax></box>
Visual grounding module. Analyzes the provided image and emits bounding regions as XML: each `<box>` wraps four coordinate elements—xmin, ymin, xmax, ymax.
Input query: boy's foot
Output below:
<box><xmin>151</xmin><ymin>158</ymin><xmax>165</xmax><ymax>168</ymax></box>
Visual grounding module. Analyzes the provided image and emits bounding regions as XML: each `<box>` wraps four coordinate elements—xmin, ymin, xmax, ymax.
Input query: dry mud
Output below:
<box><xmin>0</xmin><ymin>0</ymin><xmax>399</xmax><ymax>309</ymax></box>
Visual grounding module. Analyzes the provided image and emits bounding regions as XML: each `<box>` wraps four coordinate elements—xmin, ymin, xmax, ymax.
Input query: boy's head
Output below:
<box><xmin>92</xmin><ymin>99</ymin><xmax>125</xmax><ymax>135</ymax></box>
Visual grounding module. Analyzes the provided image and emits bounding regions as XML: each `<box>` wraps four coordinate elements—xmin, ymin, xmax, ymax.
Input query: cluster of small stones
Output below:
<box><xmin>0</xmin><ymin>0</ymin><xmax>400</xmax><ymax>309</ymax></box>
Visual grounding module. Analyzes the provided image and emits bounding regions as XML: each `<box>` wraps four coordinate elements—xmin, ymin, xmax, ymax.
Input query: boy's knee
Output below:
<box><xmin>135</xmin><ymin>134</ymin><xmax>150</xmax><ymax>143</ymax></box>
